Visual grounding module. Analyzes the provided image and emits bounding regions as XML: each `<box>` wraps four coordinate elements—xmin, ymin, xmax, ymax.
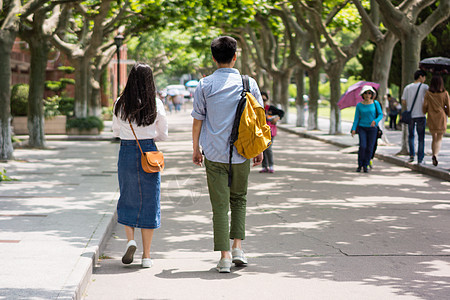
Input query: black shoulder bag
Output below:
<box><xmin>400</xmin><ymin>83</ymin><xmax>422</xmax><ymax>124</ymax></box>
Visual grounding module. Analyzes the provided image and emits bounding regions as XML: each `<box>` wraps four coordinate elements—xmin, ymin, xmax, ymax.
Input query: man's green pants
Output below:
<box><xmin>204</xmin><ymin>158</ymin><xmax>250</xmax><ymax>251</ymax></box>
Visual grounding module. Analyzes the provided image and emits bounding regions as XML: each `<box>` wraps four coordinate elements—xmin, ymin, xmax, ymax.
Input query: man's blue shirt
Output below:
<box><xmin>191</xmin><ymin>68</ymin><xmax>263</xmax><ymax>164</ymax></box>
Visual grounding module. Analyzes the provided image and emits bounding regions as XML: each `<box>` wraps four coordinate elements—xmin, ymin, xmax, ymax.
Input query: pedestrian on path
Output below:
<box><xmin>260</xmin><ymin>91</ymin><xmax>284</xmax><ymax>174</ymax></box>
<box><xmin>369</xmin><ymin>88</ymin><xmax>383</xmax><ymax>169</ymax></box>
<box><xmin>422</xmin><ymin>74</ymin><xmax>450</xmax><ymax>166</ymax></box>
<box><xmin>387</xmin><ymin>94</ymin><xmax>399</xmax><ymax>130</ymax></box>
<box><xmin>351</xmin><ymin>85</ymin><xmax>383</xmax><ymax>173</ymax></box>
<box><xmin>191</xmin><ymin>36</ymin><xmax>263</xmax><ymax>273</ymax></box>
<box><xmin>112</xmin><ymin>63</ymin><xmax>168</xmax><ymax>268</ymax></box>
<box><xmin>401</xmin><ymin>70</ymin><xmax>429</xmax><ymax>164</ymax></box>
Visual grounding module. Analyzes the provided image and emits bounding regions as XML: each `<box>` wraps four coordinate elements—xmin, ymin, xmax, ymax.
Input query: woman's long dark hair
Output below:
<box><xmin>428</xmin><ymin>75</ymin><xmax>445</xmax><ymax>93</ymax></box>
<box><xmin>114</xmin><ymin>63</ymin><xmax>157</xmax><ymax>126</ymax></box>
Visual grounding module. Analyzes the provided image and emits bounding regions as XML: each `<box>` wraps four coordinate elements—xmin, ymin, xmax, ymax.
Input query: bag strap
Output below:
<box><xmin>374</xmin><ymin>100</ymin><xmax>381</xmax><ymax>119</ymax></box>
<box><xmin>129</xmin><ymin>121</ymin><xmax>144</xmax><ymax>156</ymax></box>
<box><xmin>242</xmin><ymin>75</ymin><xmax>250</xmax><ymax>94</ymax></box>
<box><xmin>228</xmin><ymin>75</ymin><xmax>250</xmax><ymax>187</ymax></box>
<box><xmin>410</xmin><ymin>83</ymin><xmax>422</xmax><ymax>112</ymax></box>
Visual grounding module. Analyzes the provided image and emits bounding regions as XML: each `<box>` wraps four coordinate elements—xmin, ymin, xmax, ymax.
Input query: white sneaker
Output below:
<box><xmin>142</xmin><ymin>258</ymin><xmax>153</xmax><ymax>268</ymax></box>
<box><xmin>122</xmin><ymin>240</ymin><xmax>137</xmax><ymax>264</ymax></box>
<box><xmin>232</xmin><ymin>248</ymin><xmax>248</xmax><ymax>266</ymax></box>
<box><xmin>216</xmin><ymin>258</ymin><xmax>232</xmax><ymax>273</ymax></box>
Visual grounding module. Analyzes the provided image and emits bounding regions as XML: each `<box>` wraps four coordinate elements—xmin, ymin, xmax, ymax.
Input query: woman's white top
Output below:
<box><xmin>112</xmin><ymin>98</ymin><xmax>168</xmax><ymax>141</ymax></box>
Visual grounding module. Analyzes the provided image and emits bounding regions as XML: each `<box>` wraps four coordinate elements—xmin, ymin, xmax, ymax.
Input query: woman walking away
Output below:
<box><xmin>112</xmin><ymin>63</ymin><xmax>168</xmax><ymax>268</ymax></box>
<box><xmin>351</xmin><ymin>85</ymin><xmax>383</xmax><ymax>173</ymax></box>
<box><xmin>423</xmin><ymin>74</ymin><xmax>450</xmax><ymax>166</ymax></box>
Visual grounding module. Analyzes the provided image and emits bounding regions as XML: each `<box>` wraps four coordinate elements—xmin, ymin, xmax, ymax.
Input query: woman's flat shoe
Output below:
<box><xmin>432</xmin><ymin>155</ymin><xmax>438</xmax><ymax>166</ymax></box>
<box><xmin>122</xmin><ymin>240</ymin><xmax>137</xmax><ymax>264</ymax></box>
<box><xmin>142</xmin><ymin>258</ymin><xmax>153</xmax><ymax>268</ymax></box>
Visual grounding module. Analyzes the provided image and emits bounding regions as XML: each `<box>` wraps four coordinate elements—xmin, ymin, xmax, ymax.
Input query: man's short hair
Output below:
<box><xmin>211</xmin><ymin>36</ymin><xmax>237</xmax><ymax>64</ymax></box>
<box><xmin>414</xmin><ymin>70</ymin><xmax>426</xmax><ymax>80</ymax></box>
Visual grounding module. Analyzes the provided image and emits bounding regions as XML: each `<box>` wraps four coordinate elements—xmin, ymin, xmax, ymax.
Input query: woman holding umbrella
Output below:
<box><xmin>422</xmin><ymin>74</ymin><xmax>450</xmax><ymax>166</ymax></box>
<box><xmin>351</xmin><ymin>85</ymin><xmax>383</xmax><ymax>173</ymax></box>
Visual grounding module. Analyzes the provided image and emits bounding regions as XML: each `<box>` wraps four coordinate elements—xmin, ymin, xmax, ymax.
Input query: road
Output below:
<box><xmin>83</xmin><ymin>111</ymin><xmax>450</xmax><ymax>300</ymax></box>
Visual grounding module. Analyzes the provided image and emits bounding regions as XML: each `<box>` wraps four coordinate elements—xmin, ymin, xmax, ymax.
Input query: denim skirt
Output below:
<box><xmin>117</xmin><ymin>139</ymin><xmax>161</xmax><ymax>229</ymax></box>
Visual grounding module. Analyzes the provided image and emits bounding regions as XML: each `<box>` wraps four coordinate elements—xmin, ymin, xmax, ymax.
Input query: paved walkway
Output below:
<box><xmin>0</xmin><ymin>138</ymin><xmax>119</xmax><ymax>299</ymax></box>
<box><xmin>84</xmin><ymin>110</ymin><xmax>450</xmax><ymax>300</ymax></box>
<box><xmin>0</xmin><ymin>109</ymin><xmax>449</xmax><ymax>299</ymax></box>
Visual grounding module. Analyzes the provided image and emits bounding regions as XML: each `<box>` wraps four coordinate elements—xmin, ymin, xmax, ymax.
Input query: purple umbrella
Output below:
<box><xmin>337</xmin><ymin>81</ymin><xmax>380</xmax><ymax>110</ymax></box>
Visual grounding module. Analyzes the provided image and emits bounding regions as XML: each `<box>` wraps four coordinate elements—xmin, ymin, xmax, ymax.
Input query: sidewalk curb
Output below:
<box><xmin>279</xmin><ymin>125</ymin><xmax>450</xmax><ymax>182</ymax></box>
<box><xmin>63</xmin><ymin>208</ymin><xmax>118</xmax><ymax>300</ymax></box>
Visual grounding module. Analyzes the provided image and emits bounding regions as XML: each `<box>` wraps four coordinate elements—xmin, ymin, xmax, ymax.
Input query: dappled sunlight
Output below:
<box><xmin>254</xmin><ymin>221</ymin><xmax>331</xmax><ymax>230</ymax></box>
<box><xmin>432</xmin><ymin>245</ymin><xmax>450</xmax><ymax>253</ymax></box>
<box><xmin>164</xmin><ymin>233</ymin><xmax>211</xmax><ymax>243</ymax></box>
<box><xmin>417</xmin><ymin>260</ymin><xmax>450</xmax><ymax>277</ymax></box>
<box><xmin>171</xmin><ymin>215</ymin><xmax>210</xmax><ymax>224</ymax></box>
<box><xmin>432</xmin><ymin>204</ymin><xmax>450</xmax><ymax>209</ymax></box>
<box><xmin>355</xmin><ymin>216</ymin><xmax>401</xmax><ymax>223</ymax></box>
<box><xmin>301</xmin><ymin>260</ymin><xmax>327</xmax><ymax>266</ymax></box>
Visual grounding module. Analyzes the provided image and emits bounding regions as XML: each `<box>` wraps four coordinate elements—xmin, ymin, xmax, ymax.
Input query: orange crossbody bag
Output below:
<box><xmin>129</xmin><ymin>122</ymin><xmax>164</xmax><ymax>173</ymax></box>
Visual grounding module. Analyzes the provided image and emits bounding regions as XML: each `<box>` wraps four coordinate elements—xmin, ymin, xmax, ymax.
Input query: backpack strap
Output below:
<box><xmin>228</xmin><ymin>75</ymin><xmax>249</xmax><ymax>187</ymax></box>
<box><xmin>242</xmin><ymin>75</ymin><xmax>250</xmax><ymax>94</ymax></box>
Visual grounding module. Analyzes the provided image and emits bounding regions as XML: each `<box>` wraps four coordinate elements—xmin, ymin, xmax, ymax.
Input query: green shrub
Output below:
<box><xmin>58</xmin><ymin>97</ymin><xmax>74</xmax><ymax>117</ymax></box>
<box><xmin>57</xmin><ymin>66</ymin><xmax>75</xmax><ymax>74</ymax></box>
<box><xmin>45</xmin><ymin>80</ymin><xmax>64</xmax><ymax>92</ymax></box>
<box><xmin>43</xmin><ymin>95</ymin><xmax>61</xmax><ymax>118</ymax></box>
<box><xmin>60</xmin><ymin>78</ymin><xmax>75</xmax><ymax>85</ymax></box>
<box><xmin>66</xmin><ymin>116</ymin><xmax>104</xmax><ymax>131</ymax></box>
<box><xmin>10</xmin><ymin>84</ymin><xmax>29</xmax><ymax>116</ymax></box>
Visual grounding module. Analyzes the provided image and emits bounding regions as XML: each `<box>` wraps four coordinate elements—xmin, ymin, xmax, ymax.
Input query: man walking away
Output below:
<box><xmin>401</xmin><ymin>70</ymin><xmax>428</xmax><ymax>164</ymax></box>
<box><xmin>191</xmin><ymin>36</ymin><xmax>263</xmax><ymax>273</ymax></box>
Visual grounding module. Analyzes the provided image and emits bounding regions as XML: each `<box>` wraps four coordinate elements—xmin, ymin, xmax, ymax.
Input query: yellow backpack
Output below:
<box><xmin>228</xmin><ymin>75</ymin><xmax>272</xmax><ymax>185</ymax></box>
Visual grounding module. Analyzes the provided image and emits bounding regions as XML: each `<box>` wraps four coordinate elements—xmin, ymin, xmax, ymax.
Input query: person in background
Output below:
<box><xmin>259</xmin><ymin>91</ymin><xmax>284</xmax><ymax>173</ymax></box>
<box><xmin>351</xmin><ymin>85</ymin><xmax>383</xmax><ymax>173</ymax></box>
<box><xmin>422</xmin><ymin>74</ymin><xmax>450</xmax><ymax>166</ymax></box>
<box><xmin>173</xmin><ymin>93</ymin><xmax>183</xmax><ymax>112</ymax></box>
<box><xmin>401</xmin><ymin>70</ymin><xmax>428</xmax><ymax>164</ymax></box>
<box><xmin>112</xmin><ymin>63</ymin><xmax>168</xmax><ymax>268</ymax></box>
<box><xmin>387</xmin><ymin>94</ymin><xmax>399</xmax><ymax>130</ymax></box>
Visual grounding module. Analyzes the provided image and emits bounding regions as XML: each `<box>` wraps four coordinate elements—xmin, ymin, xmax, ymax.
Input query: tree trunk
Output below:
<box><xmin>73</xmin><ymin>57</ymin><xmax>89</xmax><ymax>118</ymax></box>
<box><xmin>238</xmin><ymin>36</ymin><xmax>252</xmax><ymax>76</ymax></box>
<box><xmin>26</xmin><ymin>34</ymin><xmax>49</xmax><ymax>148</ymax></box>
<box><xmin>372</xmin><ymin>32</ymin><xmax>398</xmax><ymax>145</ymax></box>
<box><xmin>397</xmin><ymin>32</ymin><xmax>422</xmax><ymax>155</ymax></box>
<box><xmin>401</xmin><ymin>32</ymin><xmax>422</xmax><ymax>92</ymax></box>
<box><xmin>327</xmin><ymin>62</ymin><xmax>343</xmax><ymax>135</ymax></box>
<box><xmin>0</xmin><ymin>31</ymin><xmax>16</xmax><ymax>160</ymax></box>
<box><xmin>279</xmin><ymin>69</ymin><xmax>293</xmax><ymax>124</ymax></box>
<box><xmin>308</xmin><ymin>68</ymin><xmax>320</xmax><ymax>130</ymax></box>
<box><xmin>272</xmin><ymin>73</ymin><xmax>282</xmax><ymax>106</ymax></box>
<box><xmin>295</xmin><ymin>67</ymin><xmax>306</xmax><ymax>127</ymax></box>
<box><xmin>89</xmin><ymin>75</ymin><xmax>102</xmax><ymax>117</ymax></box>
